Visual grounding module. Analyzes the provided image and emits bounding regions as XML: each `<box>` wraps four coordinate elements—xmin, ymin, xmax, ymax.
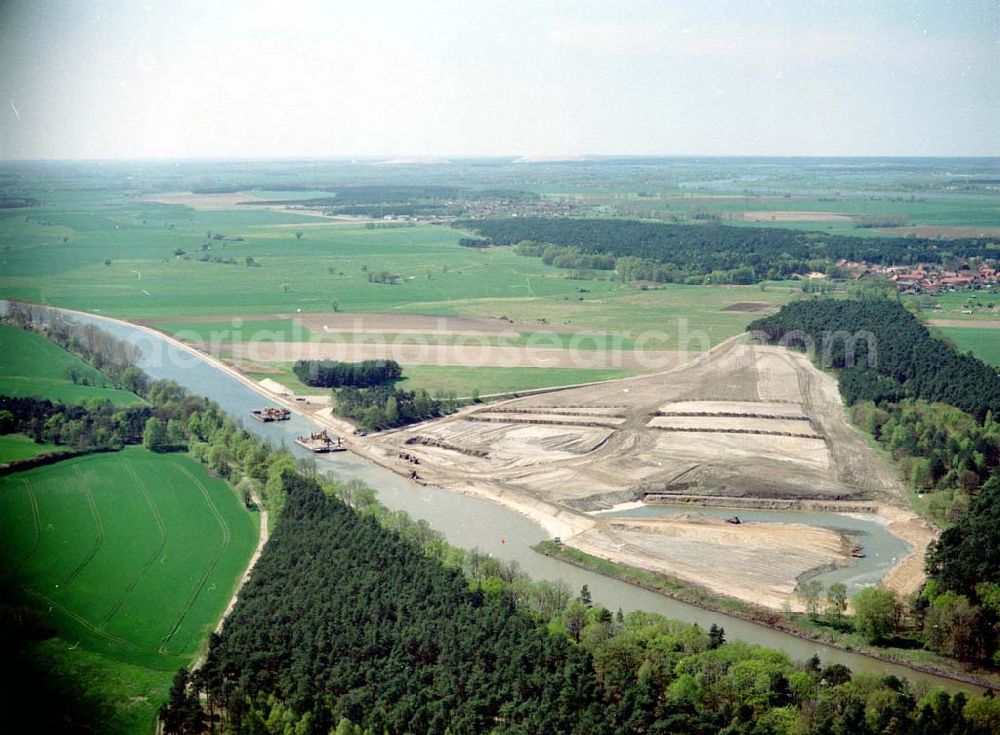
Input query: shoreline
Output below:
<box><xmin>535</xmin><ymin>540</ymin><xmax>998</xmax><ymax>692</ymax></box>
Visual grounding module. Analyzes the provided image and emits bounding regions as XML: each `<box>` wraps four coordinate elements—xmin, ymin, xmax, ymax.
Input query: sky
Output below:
<box><xmin>1</xmin><ymin>0</ymin><xmax>998</xmax><ymax>159</ymax></box>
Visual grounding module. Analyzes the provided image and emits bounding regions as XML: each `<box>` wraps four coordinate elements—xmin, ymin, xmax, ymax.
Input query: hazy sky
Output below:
<box><xmin>1</xmin><ymin>0</ymin><xmax>998</xmax><ymax>159</ymax></box>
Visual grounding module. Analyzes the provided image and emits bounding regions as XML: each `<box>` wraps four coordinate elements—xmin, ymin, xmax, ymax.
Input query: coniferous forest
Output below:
<box><xmin>183</xmin><ymin>473</ymin><xmax>998</xmax><ymax>735</ymax></box>
<box><xmin>748</xmin><ymin>299</ymin><xmax>1000</xmax><ymax>420</ymax></box>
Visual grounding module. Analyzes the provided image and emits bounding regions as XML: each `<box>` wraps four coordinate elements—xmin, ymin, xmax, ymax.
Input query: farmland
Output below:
<box><xmin>935</xmin><ymin>326</ymin><xmax>1000</xmax><ymax>367</ymax></box>
<box><xmin>0</xmin><ymin>322</ymin><xmax>141</xmax><ymax>405</ymax></box>
<box><xmin>0</xmin><ymin>433</ymin><xmax>59</xmax><ymax>462</ymax></box>
<box><xmin>0</xmin><ymin>178</ymin><xmax>806</xmax><ymax>396</ymax></box>
<box><xmin>0</xmin><ymin>449</ymin><xmax>258</xmax><ymax>733</ymax></box>
<box><xmin>248</xmin><ymin>362</ymin><xmax>637</xmax><ymax>399</ymax></box>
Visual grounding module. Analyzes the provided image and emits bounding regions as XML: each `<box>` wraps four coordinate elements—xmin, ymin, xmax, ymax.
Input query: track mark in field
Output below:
<box><xmin>20</xmin><ymin>478</ymin><xmax>41</xmax><ymax>563</ymax></box>
<box><xmin>28</xmin><ymin>588</ymin><xmax>184</xmax><ymax>656</ymax></box>
<box><xmin>98</xmin><ymin>460</ymin><xmax>168</xmax><ymax>628</ymax></box>
<box><xmin>62</xmin><ymin>464</ymin><xmax>105</xmax><ymax>587</ymax></box>
<box><xmin>158</xmin><ymin>462</ymin><xmax>230</xmax><ymax>654</ymax></box>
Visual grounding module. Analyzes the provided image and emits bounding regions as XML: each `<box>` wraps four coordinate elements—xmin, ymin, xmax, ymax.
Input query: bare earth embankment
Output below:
<box><xmin>366</xmin><ymin>337</ymin><xmax>931</xmax><ymax>611</ymax></box>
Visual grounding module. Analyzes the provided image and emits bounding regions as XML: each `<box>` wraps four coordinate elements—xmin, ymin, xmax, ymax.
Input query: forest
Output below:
<box><xmin>171</xmin><ymin>472</ymin><xmax>1000</xmax><ymax>735</ymax></box>
<box><xmin>750</xmin><ymin>296</ymin><xmax>1000</xmax><ymax>668</ymax></box>
<box><xmin>748</xmin><ymin>299</ymin><xmax>1000</xmax><ymax>419</ymax></box>
<box><xmin>292</xmin><ymin>359</ymin><xmax>402</xmax><ymax>389</ymax></box>
<box><xmin>459</xmin><ymin>218</ymin><xmax>999</xmax><ymax>283</ymax></box>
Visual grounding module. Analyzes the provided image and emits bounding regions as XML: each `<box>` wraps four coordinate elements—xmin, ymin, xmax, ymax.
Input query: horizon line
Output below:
<box><xmin>3</xmin><ymin>153</ymin><xmax>1000</xmax><ymax>164</ymax></box>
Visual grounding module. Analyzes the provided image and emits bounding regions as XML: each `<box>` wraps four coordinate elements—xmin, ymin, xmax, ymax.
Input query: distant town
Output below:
<box><xmin>839</xmin><ymin>259</ymin><xmax>1000</xmax><ymax>295</ymax></box>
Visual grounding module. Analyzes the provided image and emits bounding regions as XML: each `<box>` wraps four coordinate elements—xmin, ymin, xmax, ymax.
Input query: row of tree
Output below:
<box><xmin>850</xmin><ymin>399</ymin><xmax>1000</xmax><ymax>525</ymax></box>
<box><xmin>291</xmin><ymin>359</ymin><xmax>402</xmax><ymax>389</ymax></box>
<box><xmin>459</xmin><ymin>217</ymin><xmax>999</xmax><ymax>282</ymax></box>
<box><xmin>5</xmin><ymin>301</ymin><xmax>141</xmax><ymax>386</ymax></box>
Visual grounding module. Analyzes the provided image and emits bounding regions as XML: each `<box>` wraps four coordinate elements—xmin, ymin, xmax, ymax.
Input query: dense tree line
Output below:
<box><xmin>748</xmin><ymin>298</ymin><xmax>1000</xmax><ymax>420</ymax></box>
<box><xmin>174</xmin><ymin>473</ymin><xmax>1000</xmax><ymax>735</ymax></box>
<box><xmin>459</xmin><ymin>218</ymin><xmax>999</xmax><ymax>283</ymax></box>
<box><xmin>292</xmin><ymin>359</ymin><xmax>402</xmax><ymax>389</ymax></box>
<box><xmin>0</xmin><ymin>395</ymin><xmax>150</xmax><ymax>451</ymax></box>
<box><xmin>334</xmin><ymin>385</ymin><xmax>456</xmax><ymax>431</ymax></box>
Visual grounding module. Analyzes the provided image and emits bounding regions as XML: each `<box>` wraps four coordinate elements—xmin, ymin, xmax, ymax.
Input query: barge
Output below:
<box><xmin>250</xmin><ymin>407</ymin><xmax>291</xmax><ymax>422</ymax></box>
<box><xmin>295</xmin><ymin>430</ymin><xmax>345</xmax><ymax>453</ymax></box>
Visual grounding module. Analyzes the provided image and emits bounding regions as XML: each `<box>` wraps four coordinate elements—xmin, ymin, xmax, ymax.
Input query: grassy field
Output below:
<box><xmin>0</xmin><ymin>323</ymin><xmax>141</xmax><ymax>405</ymax></box>
<box><xmin>0</xmin><ymin>449</ymin><xmax>259</xmax><ymax>733</ymax></box>
<box><xmin>0</xmin><ymin>186</ymin><xmax>807</xmax><ymax>396</ymax></box>
<box><xmin>248</xmin><ymin>364</ymin><xmax>638</xmax><ymax>398</ymax></box>
<box><xmin>908</xmin><ymin>290</ymin><xmax>1000</xmax><ymax>322</ymax></box>
<box><xmin>0</xmin><ymin>434</ymin><xmax>61</xmax><ymax>462</ymax></box>
<box><xmin>583</xmin><ymin>187</ymin><xmax>1000</xmax><ymax>239</ymax></box>
<box><xmin>0</xmin><ymin>189</ymin><xmax>797</xmax><ymax>336</ymax></box>
<box><xmin>148</xmin><ymin>317</ymin><xmax>311</xmax><ymax>343</ymax></box>
<box><xmin>935</xmin><ymin>326</ymin><xmax>1000</xmax><ymax>366</ymax></box>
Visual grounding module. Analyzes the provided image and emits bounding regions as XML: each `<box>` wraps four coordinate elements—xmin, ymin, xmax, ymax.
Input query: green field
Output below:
<box><xmin>0</xmin><ymin>323</ymin><xmax>141</xmax><ymax>405</ymax></box>
<box><xmin>249</xmin><ymin>364</ymin><xmax>638</xmax><ymax>399</ymax></box>
<box><xmin>0</xmin><ymin>189</ymin><xmax>797</xmax><ymax>339</ymax></box>
<box><xmin>0</xmin><ymin>449</ymin><xmax>259</xmax><ymax>733</ymax></box>
<box><xmin>0</xmin><ymin>186</ymin><xmax>806</xmax><ymax>395</ymax></box>
<box><xmin>907</xmin><ymin>290</ymin><xmax>1000</xmax><ymax>322</ymax></box>
<box><xmin>935</xmin><ymin>326</ymin><xmax>1000</xmax><ymax>366</ymax></box>
<box><xmin>0</xmin><ymin>434</ymin><xmax>61</xmax><ymax>462</ymax></box>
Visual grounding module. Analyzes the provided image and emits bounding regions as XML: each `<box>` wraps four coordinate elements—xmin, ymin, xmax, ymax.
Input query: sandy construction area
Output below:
<box><xmin>659</xmin><ymin>399</ymin><xmax>806</xmax><ymax>417</ymax></box>
<box><xmin>366</xmin><ymin>336</ymin><xmax>927</xmax><ymax>610</ymax></box>
<box><xmin>647</xmin><ymin>414</ymin><xmax>818</xmax><ymax>436</ymax></box>
<box><xmin>573</xmin><ymin>515</ymin><xmax>853</xmax><ymax>609</ymax></box>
